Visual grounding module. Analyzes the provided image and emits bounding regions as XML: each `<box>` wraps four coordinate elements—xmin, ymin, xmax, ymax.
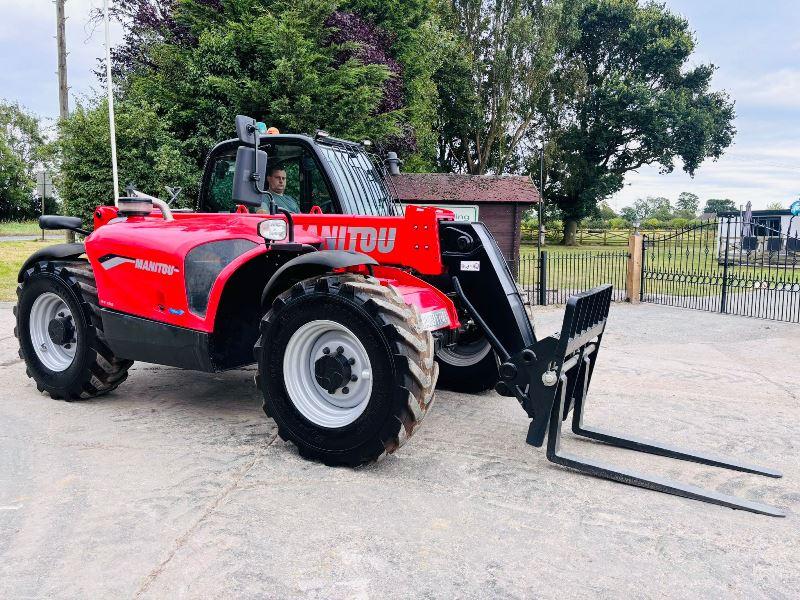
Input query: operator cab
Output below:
<box><xmin>199</xmin><ymin>131</ymin><xmax>400</xmax><ymax>217</ymax></box>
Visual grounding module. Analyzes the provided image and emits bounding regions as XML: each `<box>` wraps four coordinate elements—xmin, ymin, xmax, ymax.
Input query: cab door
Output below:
<box><xmin>198</xmin><ymin>140</ymin><xmax>340</xmax><ymax>214</ymax></box>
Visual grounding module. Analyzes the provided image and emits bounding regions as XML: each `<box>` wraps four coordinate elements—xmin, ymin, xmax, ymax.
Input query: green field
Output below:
<box><xmin>0</xmin><ymin>240</ymin><xmax>54</xmax><ymax>301</ymax></box>
<box><xmin>0</xmin><ymin>220</ymin><xmax>42</xmax><ymax>236</ymax></box>
<box><xmin>518</xmin><ymin>240</ymin><xmax>800</xmax><ymax>299</ymax></box>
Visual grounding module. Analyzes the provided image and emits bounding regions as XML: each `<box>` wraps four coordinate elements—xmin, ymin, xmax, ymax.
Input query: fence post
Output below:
<box><xmin>720</xmin><ymin>216</ymin><xmax>731</xmax><ymax>314</ymax></box>
<box><xmin>626</xmin><ymin>233</ymin><xmax>643</xmax><ymax>303</ymax></box>
<box><xmin>538</xmin><ymin>250</ymin><xmax>547</xmax><ymax>306</ymax></box>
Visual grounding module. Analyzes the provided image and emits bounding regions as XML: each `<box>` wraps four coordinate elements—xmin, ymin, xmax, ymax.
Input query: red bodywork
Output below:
<box><xmin>86</xmin><ymin>205</ymin><xmax>459</xmax><ymax>333</ymax></box>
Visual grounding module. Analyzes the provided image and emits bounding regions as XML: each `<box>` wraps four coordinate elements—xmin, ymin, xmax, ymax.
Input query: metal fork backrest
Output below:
<box><xmin>557</xmin><ymin>285</ymin><xmax>613</xmax><ymax>358</ymax></box>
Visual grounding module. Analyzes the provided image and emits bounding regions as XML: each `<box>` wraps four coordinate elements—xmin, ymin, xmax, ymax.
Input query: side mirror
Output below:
<box><xmin>235</xmin><ymin>115</ymin><xmax>259</xmax><ymax>146</ymax></box>
<box><xmin>232</xmin><ymin>145</ymin><xmax>268</xmax><ymax>207</ymax></box>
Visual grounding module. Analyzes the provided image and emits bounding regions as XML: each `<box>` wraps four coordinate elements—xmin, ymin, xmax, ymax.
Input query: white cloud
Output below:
<box><xmin>608</xmin><ymin>146</ymin><xmax>800</xmax><ymax>212</ymax></box>
<box><xmin>0</xmin><ymin>0</ymin><xmax>122</xmax><ymax>118</ymax></box>
<box><xmin>729</xmin><ymin>68</ymin><xmax>800</xmax><ymax>111</ymax></box>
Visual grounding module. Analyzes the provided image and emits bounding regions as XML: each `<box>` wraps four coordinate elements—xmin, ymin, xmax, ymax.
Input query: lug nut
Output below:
<box><xmin>337</xmin><ymin>346</ymin><xmax>344</xmax><ymax>354</ymax></box>
<box><xmin>342</xmin><ymin>387</ymin><xmax>349</xmax><ymax>394</ymax></box>
<box><xmin>64</xmin><ymin>344</ymin><xmax>71</xmax><ymax>349</ymax></box>
<box><xmin>348</xmin><ymin>357</ymin><xmax>355</xmax><ymax>365</ymax></box>
<box><xmin>350</xmin><ymin>375</ymin><xmax>357</xmax><ymax>382</ymax></box>
<box><xmin>323</xmin><ymin>347</ymin><xmax>330</xmax><ymax>354</ymax></box>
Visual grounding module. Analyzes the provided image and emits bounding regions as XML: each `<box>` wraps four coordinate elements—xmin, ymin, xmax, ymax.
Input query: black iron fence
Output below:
<box><xmin>642</xmin><ymin>217</ymin><xmax>800</xmax><ymax>323</ymax></box>
<box><xmin>515</xmin><ymin>250</ymin><xmax>629</xmax><ymax>306</ymax></box>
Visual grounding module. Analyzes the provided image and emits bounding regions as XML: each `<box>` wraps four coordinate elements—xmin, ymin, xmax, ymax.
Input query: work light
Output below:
<box><xmin>258</xmin><ymin>218</ymin><xmax>288</xmax><ymax>241</ymax></box>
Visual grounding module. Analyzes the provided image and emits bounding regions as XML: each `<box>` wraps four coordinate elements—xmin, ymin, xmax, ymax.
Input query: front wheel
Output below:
<box><xmin>255</xmin><ymin>273</ymin><xmax>438</xmax><ymax>466</ymax></box>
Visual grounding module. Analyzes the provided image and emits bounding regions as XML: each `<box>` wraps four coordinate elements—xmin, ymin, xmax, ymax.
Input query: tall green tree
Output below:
<box><xmin>703</xmin><ymin>198</ymin><xmax>735</xmax><ymax>214</ymax></box>
<box><xmin>119</xmin><ymin>0</ymin><xmax>398</xmax><ymax>166</ymax></box>
<box><xmin>540</xmin><ymin>0</ymin><xmax>735</xmax><ymax>244</ymax></box>
<box><xmin>0</xmin><ymin>101</ymin><xmax>46</xmax><ymax>220</ymax></box>
<box><xmin>676</xmin><ymin>191</ymin><xmax>700</xmax><ymax>217</ymax></box>
<box><xmin>58</xmin><ymin>99</ymin><xmax>197</xmax><ymax>224</ymax></box>
<box><xmin>56</xmin><ymin>0</ymin><xmax>440</xmax><ymax>221</ymax></box>
<box><xmin>620</xmin><ymin>196</ymin><xmax>670</xmax><ymax>223</ymax></box>
<box><xmin>336</xmin><ymin>0</ymin><xmax>443</xmax><ymax>169</ymax></box>
<box><xmin>435</xmin><ymin>0</ymin><xmax>563</xmax><ymax>174</ymax></box>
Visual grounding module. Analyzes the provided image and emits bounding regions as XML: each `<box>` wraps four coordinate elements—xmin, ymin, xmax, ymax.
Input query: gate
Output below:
<box><xmin>642</xmin><ymin>216</ymin><xmax>800</xmax><ymax>322</ymax></box>
<box><xmin>516</xmin><ymin>250</ymin><xmax>628</xmax><ymax>306</ymax></box>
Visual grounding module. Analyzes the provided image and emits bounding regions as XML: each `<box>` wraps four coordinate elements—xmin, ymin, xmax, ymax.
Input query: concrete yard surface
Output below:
<box><xmin>1</xmin><ymin>302</ymin><xmax>798</xmax><ymax>598</ymax></box>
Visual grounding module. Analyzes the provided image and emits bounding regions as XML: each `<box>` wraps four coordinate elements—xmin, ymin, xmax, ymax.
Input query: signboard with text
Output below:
<box><xmin>401</xmin><ymin>203</ymin><xmax>479</xmax><ymax>222</ymax></box>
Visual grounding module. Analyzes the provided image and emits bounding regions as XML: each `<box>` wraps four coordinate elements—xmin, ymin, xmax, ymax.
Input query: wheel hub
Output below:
<box><xmin>47</xmin><ymin>315</ymin><xmax>75</xmax><ymax>346</ymax></box>
<box><xmin>314</xmin><ymin>347</ymin><xmax>354</xmax><ymax>394</ymax></box>
<box><xmin>29</xmin><ymin>292</ymin><xmax>77</xmax><ymax>372</ymax></box>
<box><xmin>283</xmin><ymin>320</ymin><xmax>373</xmax><ymax>428</ymax></box>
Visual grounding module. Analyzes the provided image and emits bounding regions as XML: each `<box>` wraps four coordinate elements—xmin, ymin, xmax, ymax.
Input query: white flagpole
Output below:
<box><xmin>103</xmin><ymin>0</ymin><xmax>119</xmax><ymax>205</ymax></box>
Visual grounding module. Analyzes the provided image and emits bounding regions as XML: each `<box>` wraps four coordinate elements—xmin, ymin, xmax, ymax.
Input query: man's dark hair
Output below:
<box><xmin>268</xmin><ymin>163</ymin><xmax>286</xmax><ymax>176</ymax></box>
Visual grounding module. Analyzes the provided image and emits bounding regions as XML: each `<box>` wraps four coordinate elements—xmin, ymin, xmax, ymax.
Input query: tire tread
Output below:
<box><xmin>14</xmin><ymin>259</ymin><xmax>133</xmax><ymax>400</ymax></box>
<box><xmin>255</xmin><ymin>273</ymin><xmax>438</xmax><ymax>465</ymax></box>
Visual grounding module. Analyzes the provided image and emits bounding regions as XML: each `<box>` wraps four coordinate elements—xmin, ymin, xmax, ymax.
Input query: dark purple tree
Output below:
<box><xmin>324</xmin><ymin>10</ymin><xmax>415</xmax><ymax>152</ymax></box>
<box><xmin>324</xmin><ymin>11</ymin><xmax>403</xmax><ymax>113</ymax></box>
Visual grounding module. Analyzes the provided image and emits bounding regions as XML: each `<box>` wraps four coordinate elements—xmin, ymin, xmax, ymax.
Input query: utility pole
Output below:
<box><xmin>538</xmin><ymin>147</ymin><xmax>546</xmax><ymax>251</ymax></box>
<box><xmin>56</xmin><ymin>0</ymin><xmax>69</xmax><ymax>120</ymax></box>
<box><xmin>56</xmin><ymin>0</ymin><xmax>74</xmax><ymax>240</ymax></box>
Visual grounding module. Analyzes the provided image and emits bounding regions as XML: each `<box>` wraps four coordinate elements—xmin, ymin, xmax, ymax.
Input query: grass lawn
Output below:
<box><xmin>518</xmin><ymin>241</ymin><xmax>800</xmax><ymax>299</ymax></box>
<box><xmin>0</xmin><ymin>240</ymin><xmax>55</xmax><ymax>301</ymax></box>
<box><xmin>0</xmin><ymin>220</ymin><xmax>43</xmax><ymax>236</ymax></box>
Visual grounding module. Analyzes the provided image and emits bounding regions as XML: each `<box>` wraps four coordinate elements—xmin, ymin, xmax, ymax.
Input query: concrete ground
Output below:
<box><xmin>0</xmin><ymin>302</ymin><xmax>798</xmax><ymax>599</ymax></box>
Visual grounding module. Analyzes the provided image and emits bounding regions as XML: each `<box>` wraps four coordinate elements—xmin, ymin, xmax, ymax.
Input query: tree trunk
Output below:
<box><xmin>562</xmin><ymin>218</ymin><xmax>579</xmax><ymax>246</ymax></box>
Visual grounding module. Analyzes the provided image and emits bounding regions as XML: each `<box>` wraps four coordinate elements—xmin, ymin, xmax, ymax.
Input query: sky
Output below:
<box><xmin>0</xmin><ymin>0</ymin><xmax>798</xmax><ymax>212</ymax></box>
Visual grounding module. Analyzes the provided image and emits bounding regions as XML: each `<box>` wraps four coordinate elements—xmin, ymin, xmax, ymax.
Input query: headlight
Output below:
<box><xmin>419</xmin><ymin>308</ymin><xmax>451</xmax><ymax>331</ymax></box>
<box><xmin>258</xmin><ymin>219</ymin><xmax>288</xmax><ymax>241</ymax></box>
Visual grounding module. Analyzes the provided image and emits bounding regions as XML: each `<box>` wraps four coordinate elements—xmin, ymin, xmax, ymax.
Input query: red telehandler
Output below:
<box><xmin>14</xmin><ymin>116</ymin><xmax>783</xmax><ymax>516</ymax></box>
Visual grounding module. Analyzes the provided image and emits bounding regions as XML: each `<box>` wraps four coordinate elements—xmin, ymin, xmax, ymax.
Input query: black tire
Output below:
<box><xmin>255</xmin><ymin>273</ymin><xmax>437</xmax><ymax>466</ymax></box>
<box><xmin>436</xmin><ymin>338</ymin><xmax>499</xmax><ymax>393</ymax></box>
<box><xmin>14</xmin><ymin>260</ymin><xmax>133</xmax><ymax>400</ymax></box>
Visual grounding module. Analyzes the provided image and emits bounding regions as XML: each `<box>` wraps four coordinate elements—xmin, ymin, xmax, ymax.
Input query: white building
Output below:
<box><xmin>716</xmin><ymin>209</ymin><xmax>799</xmax><ymax>256</ymax></box>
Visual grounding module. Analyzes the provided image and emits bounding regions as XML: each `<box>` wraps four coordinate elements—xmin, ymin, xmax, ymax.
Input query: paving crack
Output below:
<box><xmin>133</xmin><ymin>432</ymin><xmax>278</xmax><ymax>598</ymax></box>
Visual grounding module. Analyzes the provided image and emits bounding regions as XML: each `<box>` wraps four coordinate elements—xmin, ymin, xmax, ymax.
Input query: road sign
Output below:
<box><xmin>36</xmin><ymin>171</ymin><xmax>54</xmax><ymax>199</ymax></box>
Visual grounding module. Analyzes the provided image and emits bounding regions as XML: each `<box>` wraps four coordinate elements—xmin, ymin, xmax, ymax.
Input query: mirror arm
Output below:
<box><xmin>246</xmin><ymin>122</ymin><xmax>278</xmax><ymax>214</ymax></box>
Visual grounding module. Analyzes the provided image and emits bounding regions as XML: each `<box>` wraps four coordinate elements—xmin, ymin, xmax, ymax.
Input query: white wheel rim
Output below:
<box><xmin>283</xmin><ymin>319</ymin><xmax>373</xmax><ymax>428</ymax></box>
<box><xmin>29</xmin><ymin>292</ymin><xmax>77</xmax><ymax>372</ymax></box>
<box><xmin>436</xmin><ymin>338</ymin><xmax>492</xmax><ymax>367</ymax></box>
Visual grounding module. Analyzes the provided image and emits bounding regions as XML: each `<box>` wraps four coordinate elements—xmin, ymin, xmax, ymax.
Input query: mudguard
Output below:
<box><xmin>17</xmin><ymin>243</ymin><xmax>86</xmax><ymax>282</ymax></box>
<box><xmin>261</xmin><ymin>249</ymin><xmax>378</xmax><ymax>307</ymax></box>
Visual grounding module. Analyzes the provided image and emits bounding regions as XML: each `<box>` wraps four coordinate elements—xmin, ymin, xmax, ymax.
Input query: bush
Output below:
<box><xmin>58</xmin><ymin>99</ymin><xmax>198</xmax><ymax>225</ymax></box>
<box><xmin>667</xmin><ymin>217</ymin><xmax>689</xmax><ymax>229</ymax></box>
<box><xmin>641</xmin><ymin>218</ymin><xmax>662</xmax><ymax>230</ymax></box>
<box><xmin>0</xmin><ymin>101</ymin><xmax>46</xmax><ymax>220</ymax></box>
<box><xmin>582</xmin><ymin>217</ymin><xmax>608</xmax><ymax>230</ymax></box>
<box><xmin>608</xmin><ymin>217</ymin><xmax>629</xmax><ymax>229</ymax></box>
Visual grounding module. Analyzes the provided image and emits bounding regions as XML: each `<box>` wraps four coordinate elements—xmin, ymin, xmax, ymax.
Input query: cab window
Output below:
<box><xmin>260</xmin><ymin>143</ymin><xmax>337</xmax><ymax>214</ymax></box>
<box><xmin>202</xmin><ymin>143</ymin><xmax>337</xmax><ymax>214</ymax></box>
<box><xmin>205</xmin><ymin>152</ymin><xmax>237</xmax><ymax>212</ymax></box>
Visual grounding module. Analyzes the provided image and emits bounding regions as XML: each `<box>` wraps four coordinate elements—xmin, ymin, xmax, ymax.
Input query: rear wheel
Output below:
<box><xmin>436</xmin><ymin>335</ymin><xmax>499</xmax><ymax>393</ymax></box>
<box><xmin>14</xmin><ymin>261</ymin><xmax>133</xmax><ymax>400</ymax></box>
<box><xmin>255</xmin><ymin>273</ymin><xmax>437</xmax><ymax>465</ymax></box>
